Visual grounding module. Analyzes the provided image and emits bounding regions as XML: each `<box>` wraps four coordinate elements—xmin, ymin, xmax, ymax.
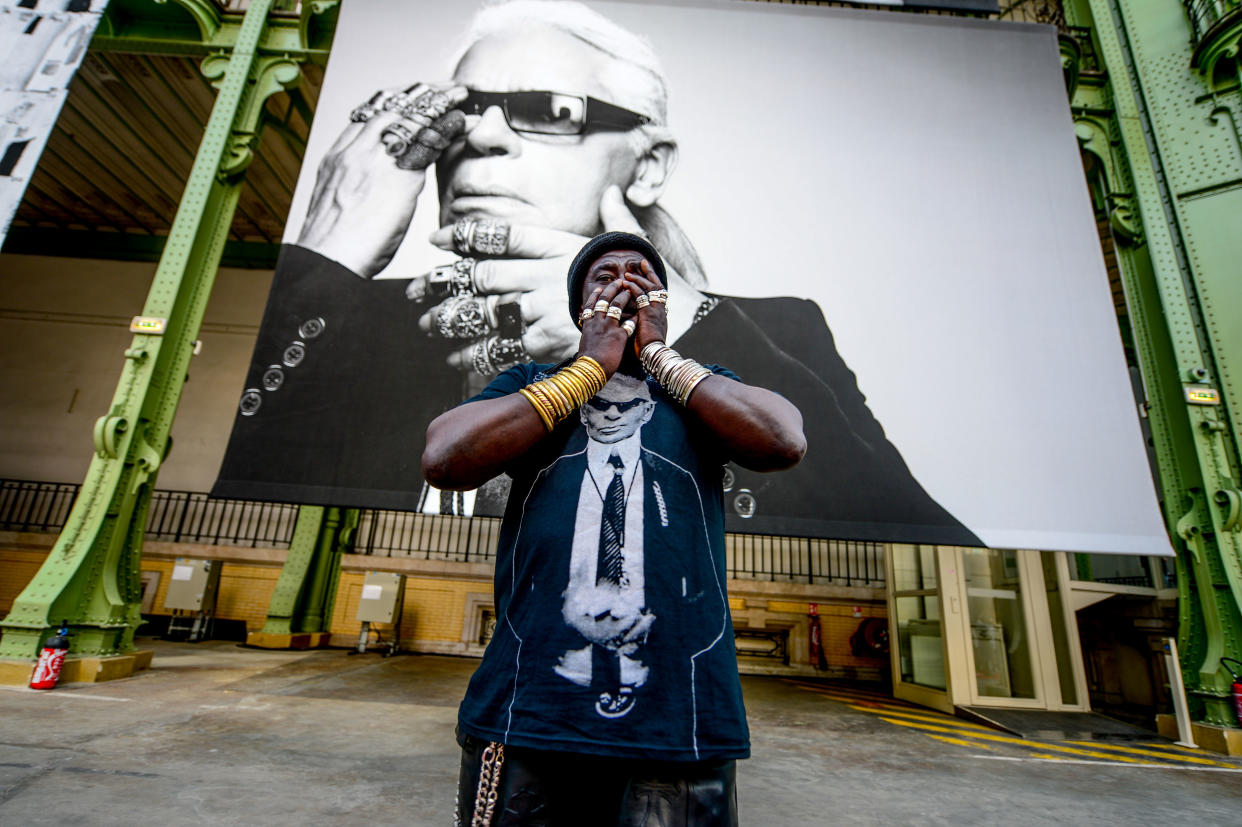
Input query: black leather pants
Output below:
<box><xmin>456</xmin><ymin>736</ymin><xmax>738</xmax><ymax>827</ymax></box>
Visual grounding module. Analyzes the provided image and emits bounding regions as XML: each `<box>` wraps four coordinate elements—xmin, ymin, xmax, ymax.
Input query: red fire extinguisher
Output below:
<box><xmin>1221</xmin><ymin>658</ymin><xmax>1242</xmax><ymax>727</ymax></box>
<box><xmin>808</xmin><ymin>603</ymin><xmax>826</xmax><ymax>670</ymax></box>
<box><xmin>29</xmin><ymin>621</ymin><xmax>70</xmax><ymax>690</ymax></box>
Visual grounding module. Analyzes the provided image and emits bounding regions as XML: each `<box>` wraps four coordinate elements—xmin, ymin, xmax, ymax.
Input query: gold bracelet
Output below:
<box><xmin>518</xmin><ymin>356</ymin><xmax>608</xmax><ymax>431</ymax></box>
<box><xmin>518</xmin><ymin>387</ymin><xmax>555</xmax><ymax>431</ymax></box>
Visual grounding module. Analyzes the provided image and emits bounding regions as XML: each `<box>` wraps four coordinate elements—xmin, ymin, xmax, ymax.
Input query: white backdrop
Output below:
<box><xmin>0</xmin><ymin>0</ymin><xmax>109</xmax><ymax>243</ymax></box>
<box><xmin>281</xmin><ymin>0</ymin><xmax>1170</xmax><ymax>556</ymax></box>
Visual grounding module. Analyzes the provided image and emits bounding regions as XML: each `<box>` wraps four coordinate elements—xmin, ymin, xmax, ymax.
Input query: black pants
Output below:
<box><xmin>456</xmin><ymin>736</ymin><xmax>738</xmax><ymax>826</ymax></box>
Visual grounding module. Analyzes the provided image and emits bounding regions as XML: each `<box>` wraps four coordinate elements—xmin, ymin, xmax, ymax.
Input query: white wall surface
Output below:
<box><xmin>0</xmin><ymin>253</ymin><xmax>271</xmax><ymax>491</ymax></box>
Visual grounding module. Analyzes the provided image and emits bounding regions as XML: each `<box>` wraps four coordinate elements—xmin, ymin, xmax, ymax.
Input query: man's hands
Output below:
<box><xmin>415</xmin><ymin>185</ymin><xmax>670</xmax><ymax>368</ymax></box>
<box><xmin>298</xmin><ymin>83</ymin><xmax>468</xmax><ymax>278</ymax></box>
<box><xmin>577</xmin><ymin>279</ymin><xmax>634</xmax><ymax>378</ymax></box>
<box><xmin>572</xmin><ymin>255</ymin><xmax>669</xmax><ymax>379</ymax></box>
<box><xmin>620</xmin><ymin>258</ymin><xmax>669</xmax><ymax>355</ymax></box>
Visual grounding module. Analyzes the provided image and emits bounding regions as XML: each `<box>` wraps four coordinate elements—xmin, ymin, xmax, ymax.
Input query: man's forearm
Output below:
<box><xmin>421</xmin><ymin>395</ymin><xmax>549</xmax><ymax>490</ymax></box>
<box><xmin>684</xmin><ymin>377</ymin><xmax>807</xmax><ymax>472</ymax></box>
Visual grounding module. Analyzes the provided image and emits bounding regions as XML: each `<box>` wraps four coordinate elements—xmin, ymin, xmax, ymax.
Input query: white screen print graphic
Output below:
<box><xmin>556</xmin><ymin>373</ymin><xmax>658</xmax><ymax>719</ymax></box>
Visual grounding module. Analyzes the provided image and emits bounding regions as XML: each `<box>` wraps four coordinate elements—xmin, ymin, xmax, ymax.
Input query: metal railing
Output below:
<box><xmin>355</xmin><ymin>510</ymin><xmax>502</xmax><ymax>564</ymax></box>
<box><xmin>728</xmin><ymin>534</ymin><xmax>884</xmax><ymax>586</ymax></box>
<box><xmin>145</xmin><ymin>490</ymin><xmax>300</xmax><ymax>547</ymax></box>
<box><xmin>1185</xmin><ymin>0</ymin><xmax>1242</xmax><ymax>46</ymax></box>
<box><xmin>0</xmin><ymin>480</ymin><xmax>78</xmax><ymax>532</ymax></box>
<box><xmin>0</xmin><ymin>478</ymin><xmax>885</xmax><ymax>586</ymax></box>
<box><xmin>0</xmin><ymin>480</ymin><xmax>301</xmax><ymax>548</ymax></box>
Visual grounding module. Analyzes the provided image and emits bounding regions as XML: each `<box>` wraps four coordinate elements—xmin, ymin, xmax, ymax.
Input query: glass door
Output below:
<box><xmin>888</xmin><ymin>544</ymin><xmax>953</xmax><ymax>712</ymax></box>
<box><xmin>959</xmin><ymin>548</ymin><xmax>1042</xmax><ymax>704</ymax></box>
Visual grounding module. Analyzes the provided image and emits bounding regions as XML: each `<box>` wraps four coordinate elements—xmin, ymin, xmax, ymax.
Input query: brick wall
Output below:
<box><xmin>1</xmin><ymin>535</ymin><xmax>888</xmax><ymax>680</ymax></box>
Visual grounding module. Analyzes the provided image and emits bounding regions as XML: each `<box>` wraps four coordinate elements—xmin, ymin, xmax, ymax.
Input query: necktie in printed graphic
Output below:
<box><xmin>597</xmin><ymin>453</ymin><xmax>626</xmax><ymax>585</ymax></box>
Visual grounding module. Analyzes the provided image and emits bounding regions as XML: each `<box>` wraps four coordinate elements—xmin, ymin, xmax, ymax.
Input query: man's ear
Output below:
<box><xmin>625</xmin><ymin>140</ymin><xmax>678</xmax><ymax>208</ymax></box>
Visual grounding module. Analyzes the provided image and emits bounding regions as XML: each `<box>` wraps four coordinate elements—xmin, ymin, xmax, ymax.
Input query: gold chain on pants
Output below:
<box><xmin>470</xmin><ymin>741</ymin><xmax>505</xmax><ymax>827</ymax></box>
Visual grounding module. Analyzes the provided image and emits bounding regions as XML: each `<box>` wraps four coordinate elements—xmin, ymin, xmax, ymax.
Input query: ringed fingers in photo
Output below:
<box><xmin>427</xmin><ymin>223</ymin><xmax>584</xmax><ymax>257</ymax></box>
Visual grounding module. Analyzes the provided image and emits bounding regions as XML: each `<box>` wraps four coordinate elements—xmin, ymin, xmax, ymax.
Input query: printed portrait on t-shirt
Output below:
<box><xmin>555</xmin><ymin>373</ymin><xmax>658</xmax><ymax>719</ymax></box>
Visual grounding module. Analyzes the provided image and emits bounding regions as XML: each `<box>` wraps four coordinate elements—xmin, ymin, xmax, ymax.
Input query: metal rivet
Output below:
<box><xmin>282</xmin><ymin>341</ymin><xmax>306</xmax><ymax>367</ymax></box>
<box><xmin>722</xmin><ymin>467</ymin><xmax>735</xmax><ymax>492</ymax></box>
<box><xmin>733</xmin><ymin>490</ymin><xmax>756</xmax><ymax>519</ymax></box>
<box><xmin>298</xmin><ymin>317</ymin><xmax>325</xmax><ymax>339</ymax></box>
<box><xmin>262</xmin><ymin>366</ymin><xmax>285</xmax><ymax>391</ymax></box>
<box><xmin>239</xmin><ymin>389</ymin><xmax>262</xmax><ymax>416</ymax></box>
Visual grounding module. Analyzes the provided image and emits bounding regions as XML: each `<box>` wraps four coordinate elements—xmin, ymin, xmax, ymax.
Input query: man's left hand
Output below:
<box><xmin>620</xmin><ymin>259</ymin><xmax>668</xmax><ymax>354</ymax></box>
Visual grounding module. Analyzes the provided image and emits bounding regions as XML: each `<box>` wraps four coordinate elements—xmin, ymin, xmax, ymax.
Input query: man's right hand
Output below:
<box><xmin>577</xmin><ymin>279</ymin><xmax>633</xmax><ymax>379</ymax></box>
<box><xmin>418</xmin><ymin>185</ymin><xmax>667</xmax><ymax>368</ymax></box>
<box><xmin>298</xmin><ymin>83</ymin><xmax>468</xmax><ymax>278</ymax></box>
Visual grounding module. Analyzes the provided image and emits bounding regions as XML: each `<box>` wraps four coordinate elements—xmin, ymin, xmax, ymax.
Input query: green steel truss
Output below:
<box><xmin>0</xmin><ymin>0</ymin><xmax>339</xmax><ymax>660</ymax></box>
<box><xmin>1065</xmin><ymin>0</ymin><xmax>1242</xmax><ymax>726</ymax></box>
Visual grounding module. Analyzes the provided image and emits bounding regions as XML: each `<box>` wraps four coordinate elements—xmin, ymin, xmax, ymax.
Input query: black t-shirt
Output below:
<box><xmin>456</xmin><ymin>363</ymin><xmax>750</xmax><ymax>761</ymax></box>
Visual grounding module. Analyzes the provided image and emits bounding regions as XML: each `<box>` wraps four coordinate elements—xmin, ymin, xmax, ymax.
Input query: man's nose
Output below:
<box><xmin>464</xmin><ymin>104</ymin><xmax>521</xmax><ymax>157</ymax></box>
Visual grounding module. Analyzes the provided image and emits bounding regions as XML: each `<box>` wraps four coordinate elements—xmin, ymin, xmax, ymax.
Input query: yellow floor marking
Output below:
<box><xmin>876</xmin><ymin>717</ymin><xmax>1154</xmax><ymax>763</ymax></box>
<box><xmin>791</xmin><ymin>685</ymin><xmax>914</xmax><ymax>710</ymax></box>
<box><xmin>1028</xmin><ymin>752</ymin><xmax>1072</xmax><ymax>761</ymax></box>
<box><xmin>854</xmin><ymin>706</ymin><xmax>993</xmax><ymax>731</ymax></box>
<box><xmin>926</xmin><ymin>733</ymin><xmax>992</xmax><ymax>749</ymax></box>
<box><xmin>1062</xmin><ymin>741</ymin><xmax>1229</xmax><ymax>767</ymax></box>
<box><xmin>1136</xmin><ymin>741</ymin><xmax>1229</xmax><ymax>755</ymax></box>
<box><xmin>783</xmin><ymin>681</ymin><xmax>892</xmax><ymax>701</ymax></box>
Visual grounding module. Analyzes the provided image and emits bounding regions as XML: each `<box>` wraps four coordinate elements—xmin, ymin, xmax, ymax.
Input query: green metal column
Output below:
<box><xmin>258</xmin><ymin>507</ymin><xmax>357</xmax><ymax>638</ymax></box>
<box><xmin>1070</xmin><ymin>0</ymin><xmax>1242</xmax><ymax>726</ymax></box>
<box><xmin>0</xmin><ymin>0</ymin><xmax>305</xmax><ymax>661</ymax></box>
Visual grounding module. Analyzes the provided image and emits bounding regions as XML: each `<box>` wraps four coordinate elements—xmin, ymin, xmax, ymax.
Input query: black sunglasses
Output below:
<box><xmin>461</xmin><ymin>89</ymin><xmax>650</xmax><ymax>136</ymax></box>
<box><xmin>586</xmin><ymin>396</ymin><xmax>648</xmax><ymax>413</ymax></box>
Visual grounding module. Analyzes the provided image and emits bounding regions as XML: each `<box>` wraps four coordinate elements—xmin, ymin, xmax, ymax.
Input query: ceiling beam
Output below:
<box><xmin>2</xmin><ymin>227</ymin><xmax>280</xmax><ymax>270</ymax></box>
<box><xmin>90</xmin><ymin>0</ymin><xmax>338</xmax><ymax>62</ymax></box>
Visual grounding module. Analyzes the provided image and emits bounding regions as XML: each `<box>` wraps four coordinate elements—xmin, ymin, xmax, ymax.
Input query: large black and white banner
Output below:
<box><xmin>1</xmin><ymin>0</ymin><xmax>108</xmax><ymax>244</ymax></box>
<box><xmin>213</xmin><ymin>0</ymin><xmax>1171</xmax><ymax>555</ymax></box>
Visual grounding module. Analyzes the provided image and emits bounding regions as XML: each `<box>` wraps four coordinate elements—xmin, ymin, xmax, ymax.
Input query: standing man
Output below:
<box><xmin>423</xmin><ymin>232</ymin><xmax>805</xmax><ymax>825</ymax></box>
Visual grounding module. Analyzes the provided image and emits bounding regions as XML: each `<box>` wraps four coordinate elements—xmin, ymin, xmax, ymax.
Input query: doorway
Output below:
<box><xmin>887</xmin><ymin>546</ymin><xmax>1088</xmax><ymax>712</ymax></box>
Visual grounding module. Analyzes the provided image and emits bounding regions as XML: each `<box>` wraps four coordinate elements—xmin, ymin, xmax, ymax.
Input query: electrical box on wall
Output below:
<box><xmin>163</xmin><ymin>559</ymin><xmax>221</xmax><ymax>611</ymax></box>
<box><xmin>356</xmin><ymin>572</ymin><xmax>405</xmax><ymax>624</ymax></box>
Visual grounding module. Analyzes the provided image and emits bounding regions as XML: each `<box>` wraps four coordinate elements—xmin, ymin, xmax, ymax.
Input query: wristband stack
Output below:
<box><xmin>519</xmin><ymin>356</ymin><xmax>608</xmax><ymax>431</ymax></box>
<box><xmin>640</xmin><ymin>341</ymin><xmax>712</xmax><ymax>405</ymax></box>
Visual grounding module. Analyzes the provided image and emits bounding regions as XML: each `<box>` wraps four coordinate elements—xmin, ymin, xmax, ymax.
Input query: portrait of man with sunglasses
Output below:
<box><xmin>214</xmin><ymin>0</ymin><xmax>980</xmax><ymax>547</ymax></box>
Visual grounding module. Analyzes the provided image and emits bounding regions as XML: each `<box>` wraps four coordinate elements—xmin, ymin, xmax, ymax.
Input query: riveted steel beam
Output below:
<box><xmin>1075</xmin><ymin>0</ymin><xmax>1242</xmax><ymax>726</ymax></box>
<box><xmin>90</xmin><ymin>0</ymin><xmax>338</xmax><ymax>62</ymax></box>
<box><xmin>258</xmin><ymin>506</ymin><xmax>355</xmax><ymax>636</ymax></box>
<box><xmin>0</xmin><ymin>0</ymin><xmax>329</xmax><ymax>661</ymax></box>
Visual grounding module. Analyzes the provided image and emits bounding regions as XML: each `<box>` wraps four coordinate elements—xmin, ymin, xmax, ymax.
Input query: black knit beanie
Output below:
<box><xmin>566</xmin><ymin>231</ymin><xmax>667</xmax><ymax>325</ymax></box>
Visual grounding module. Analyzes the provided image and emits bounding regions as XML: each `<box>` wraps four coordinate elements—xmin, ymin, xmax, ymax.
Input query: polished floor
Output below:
<box><xmin>1</xmin><ymin>640</ymin><xmax>1240</xmax><ymax>825</ymax></box>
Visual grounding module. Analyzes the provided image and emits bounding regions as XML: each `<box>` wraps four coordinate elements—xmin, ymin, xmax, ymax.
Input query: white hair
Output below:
<box><xmin>454</xmin><ymin>0</ymin><xmax>670</xmax><ymax>127</ymax></box>
<box><xmin>453</xmin><ymin>1</ymin><xmax>708</xmax><ymax>287</ymax></box>
<box><xmin>598</xmin><ymin>371</ymin><xmax>652</xmax><ymax>401</ymax></box>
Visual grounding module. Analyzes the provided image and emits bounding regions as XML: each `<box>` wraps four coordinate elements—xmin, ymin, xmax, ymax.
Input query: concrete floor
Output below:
<box><xmin>1</xmin><ymin>640</ymin><xmax>1240</xmax><ymax>826</ymax></box>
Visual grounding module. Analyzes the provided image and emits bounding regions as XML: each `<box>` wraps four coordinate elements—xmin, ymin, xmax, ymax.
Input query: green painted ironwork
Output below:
<box><xmin>1068</xmin><ymin>0</ymin><xmax>1242</xmax><ymax>726</ymax></box>
<box><xmin>90</xmin><ymin>0</ymin><xmax>337</xmax><ymax>62</ymax></box>
<box><xmin>259</xmin><ymin>506</ymin><xmax>357</xmax><ymax>636</ymax></box>
<box><xmin>0</xmin><ymin>0</ymin><xmax>337</xmax><ymax>661</ymax></box>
